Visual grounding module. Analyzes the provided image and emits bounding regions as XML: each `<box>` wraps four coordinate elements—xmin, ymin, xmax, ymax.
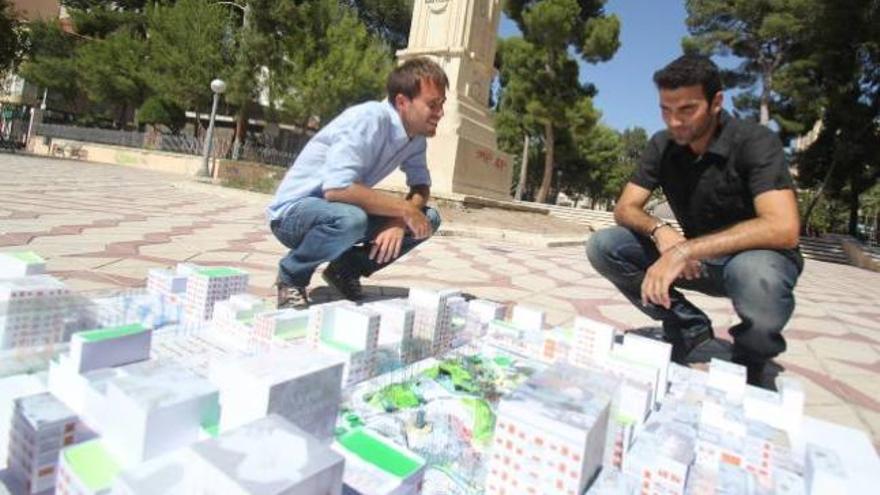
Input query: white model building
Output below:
<box><xmin>69</xmin><ymin>323</ymin><xmax>152</xmax><ymax>374</ymax></box>
<box><xmin>485</xmin><ymin>363</ymin><xmax>613</xmax><ymax>495</ymax></box>
<box><xmin>407</xmin><ymin>287</ymin><xmax>459</xmax><ymax>360</ymax></box>
<box><xmin>570</xmin><ymin>316</ymin><xmax>615</xmax><ymax>367</ymax></box>
<box><xmin>189</xmin><ymin>414</ymin><xmax>345</xmax><ymax>495</ymax></box>
<box><xmin>0</xmin><ymin>251</ymin><xmax>46</xmax><ymax>278</ymax></box>
<box><xmin>310</xmin><ymin>304</ymin><xmax>380</xmax><ymax>386</ymax></box>
<box><xmin>614</xmin><ymin>332</ymin><xmax>672</xmax><ymax>406</ymax></box>
<box><xmin>88</xmin><ymin>291</ymin><xmax>182</xmax><ymax>330</ymax></box>
<box><xmin>510</xmin><ymin>304</ymin><xmax>544</xmax><ymax>333</ymax></box>
<box><xmin>212</xmin><ymin>293</ymin><xmax>269</xmax><ymax>336</ymax></box>
<box><xmin>333</xmin><ymin>428</ymin><xmax>427</xmax><ymax>495</ymax></box>
<box><xmin>463</xmin><ymin>298</ymin><xmax>506</xmax><ymax>339</ymax></box>
<box><xmin>622</xmin><ymin>420</ymin><xmax>695</xmax><ymax>495</ymax></box>
<box><xmin>7</xmin><ymin>392</ymin><xmax>82</xmax><ymax>494</ymax></box>
<box><xmin>366</xmin><ymin>298</ymin><xmax>417</xmax><ymax>366</ymax></box>
<box><xmin>100</xmin><ymin>360</ymin><xmax>220</xmax><ymax>467</ymax></box>
<box><xmin>145</xmin><ymin>267</ymin><xmax>188</xmax><ymax>302</ymax></box>
<box><xmin>183</xmin><ymin>266</ymin><xmax>248</xmax><ymax>321</ymax></box>
<box><xmin>252</xmin><ymin>307</ymin><xmax>311</xmax><ymax>346</ymax></box>
<box><xmin>210</xmin><ymin>345</ymin><xmax>344</xmax><ymax>441</ymax></box>
<box><xmin>0</xmin><ymin>274</ymin><xmax>70</xmax><ymax>349</ymax></box>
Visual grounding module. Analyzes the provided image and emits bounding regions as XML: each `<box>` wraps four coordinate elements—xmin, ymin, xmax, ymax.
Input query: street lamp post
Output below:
<box><xmin>200</xmin><ymin>78</ymin><xmax>227</xmax><ymax>178</ymax></box>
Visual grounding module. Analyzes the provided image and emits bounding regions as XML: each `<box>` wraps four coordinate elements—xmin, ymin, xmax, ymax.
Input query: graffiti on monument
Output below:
<box><xmin>474</xmin><ymin>148</ymin><xmax>508</xmax><ymax>170</ymax></box>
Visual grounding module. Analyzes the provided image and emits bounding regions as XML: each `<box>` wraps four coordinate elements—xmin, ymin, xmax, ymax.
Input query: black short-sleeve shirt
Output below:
<box><xmin>631</xmin><ymin>110</ymin><xmax>795</xmax><ymax>239</ymax></box>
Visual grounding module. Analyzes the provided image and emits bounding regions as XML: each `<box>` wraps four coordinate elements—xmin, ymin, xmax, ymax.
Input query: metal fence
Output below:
<box><xmin>34</xmin><ymin>123</ymin><xmax>299</xmax><ymax>167</ymax></box>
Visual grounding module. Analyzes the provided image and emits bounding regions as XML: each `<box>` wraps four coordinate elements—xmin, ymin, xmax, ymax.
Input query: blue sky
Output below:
<box><xmin>498</xmin><ymin>0</ymin><xmax>728</xmax><ymax>134</ymax></box>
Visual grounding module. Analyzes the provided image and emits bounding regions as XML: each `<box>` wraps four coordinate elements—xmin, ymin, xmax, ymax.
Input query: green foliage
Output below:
<box><xmin>75</xmin><ymin>29</ymin><xmax>148</xmax><ymax>124</ymax></box>
<box><xmin>461</xmin><ymin>397</ymin><xmax>495</xmax><ymax>445</ymax></box>
<box><xmin>273</xmin><ymin>0</ymin><xmax>392</xmax><ymax>126</ymax></box>
<box><xmin>0</xmin><ymin>0</ymin><xmax>26</xmax><ymax>75</ymax></box>
<box><xmin>367</xmin><ymin>383</ymin><xmax>422</xmax><ymax>412</ymax></box>
<box><xmin>145</xmin><ymin>0</ymin><xmax>231</xmax><ymax>118</ymax></box>
<box><xmin>786</xmin><ymin>0</ymin><xmax>879</xmax><ymax>235</ymax></box>
<box><xmin>498</xmin><ymin>0</ymin><xmax>620</xmax><ymax>203</ymax></box>
<box><xmin>348</xmin><ymin>0</ymin><xmax>413</xmax><ymax>51</ymax></box>
<box><xmin>683</xmin><ymin>0</ymin><xmax>814</xmax><ymax>129</ymax></box>
<box><xmin>138</xmin><ymin>96</ymin><xmax>186</xmax><ymax>133</ymax></box>
<box><xmin>18</xmin><ymin>21</ymin><xmax>80</xmax><ymax>101</ymax></box>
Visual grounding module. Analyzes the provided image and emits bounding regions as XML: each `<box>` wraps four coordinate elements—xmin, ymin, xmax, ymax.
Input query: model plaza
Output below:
<box><xmin>0</xmin><ymin>250</ymin><xmax>877</xmax><ymax>495</ymax></box>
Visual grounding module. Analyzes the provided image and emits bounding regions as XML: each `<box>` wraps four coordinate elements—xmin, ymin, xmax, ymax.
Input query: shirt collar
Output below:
<box><xmin>384</xmin><ymin>99</ymin><xmax>410</xmax><ymax>143</ymax></box>
<box><xmin>705</xmin><ymin>109</ymin><xmax>733</xmax><ymax>158</ymax></box>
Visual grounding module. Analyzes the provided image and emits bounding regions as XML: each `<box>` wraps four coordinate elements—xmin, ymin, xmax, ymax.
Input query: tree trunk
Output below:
<box><xmin>535</xmin><ymin>122</ymin><xmax>555</xmax><ymax>203</ymax></box>
<box><xmin>848</xmin><ymin>187</ymin><xmax>860</xmax><ymax>237</ymax></box>
<box><xmin>232</xmin><ymin>100</ymin><xmax>249</xmax><ymax>160</ymax></box>
<box><xmin>515</xmin><ymin>133</ymin><xmax>530</xmax><ymax>200</ymax></box>
<box><xmin>872</xmin><ymin>208</ymin><xmax>879</xmax><ymax>244</ymax></box>
<box><xmin>802</xmin><ymin>159</ymin><xmax>838</xmax><ymax>234</ymax></box>
<box><xmin>760</xmin><ymin>69</ymin><xmax>772</xmax><ymax>126</ymax></box>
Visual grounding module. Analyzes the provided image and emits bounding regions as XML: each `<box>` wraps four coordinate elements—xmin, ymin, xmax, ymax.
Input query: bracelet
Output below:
<box><xmin>649</xmin><ymin>221</ymin><xmax>672</xmax><ymax>243</ymax></box>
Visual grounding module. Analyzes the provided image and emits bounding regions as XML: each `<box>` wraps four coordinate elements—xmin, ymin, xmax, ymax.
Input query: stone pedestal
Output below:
<box><xmin>379</xmin><ymin>0</ymin><xmax>513</xmax><ymax>199</ymax></box>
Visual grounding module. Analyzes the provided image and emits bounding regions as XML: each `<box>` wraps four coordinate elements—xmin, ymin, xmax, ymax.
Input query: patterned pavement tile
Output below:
<box><xmin>2</xmin><ymin>154</ymin><xmax>880</xmax><ymax>446</ymax></box>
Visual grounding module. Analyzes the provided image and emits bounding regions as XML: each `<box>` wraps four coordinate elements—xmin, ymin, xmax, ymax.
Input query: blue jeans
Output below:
<box><xmin>270</xmin><ymin>197</ymin><xmax>442</xmax><ymax>287</ymax></box>
<box><xmin>586</xmin><ymin>226</ymin><xmax>801</xmax><ymax>362</ymax></box>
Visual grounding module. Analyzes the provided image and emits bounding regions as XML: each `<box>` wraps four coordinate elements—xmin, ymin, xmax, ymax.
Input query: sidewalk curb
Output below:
<box><xmin>437</xmin><ymin>225</ymin><xmax>586</xmax><ymax>248</ymax></box>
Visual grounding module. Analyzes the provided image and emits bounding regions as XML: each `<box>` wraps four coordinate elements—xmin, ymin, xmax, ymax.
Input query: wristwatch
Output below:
<box><xmin>649</xmin><ymin>220</ymin><xmax>672</xmax><ymax>243</ymax></box>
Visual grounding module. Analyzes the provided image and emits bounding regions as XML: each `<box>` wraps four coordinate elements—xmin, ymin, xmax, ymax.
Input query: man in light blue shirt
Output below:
<box><xmin>267</xmin><ymin>58</ymin><xmax>447</xmax><ymax>309</ymax></box>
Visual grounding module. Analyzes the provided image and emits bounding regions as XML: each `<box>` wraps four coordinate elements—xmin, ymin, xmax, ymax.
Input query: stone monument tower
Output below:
<box><xmin>381</xmin><ymin>0</ymin><xmax>513</xmax><ymax>199</ymax></box>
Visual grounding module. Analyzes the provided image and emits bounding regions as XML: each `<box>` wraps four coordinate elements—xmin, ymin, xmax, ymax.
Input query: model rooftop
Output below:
<box><xmin>196</xmin><ymin>267</ymin><xmax>246</xmax><ymax>278</ymax></box>
<box><xmin>62</xmin><ymin>439</ymin><xmax>121</xmax><ymax>492</ymax></box>
<box><xmin>77</xmin><ymin>323</ymin><xmax>148</xmax><ymax>342</ymax></box>
<box><xmin>337</xmin><ymin>428</ymin><xmax>424</xmax><ymax>478</ymax></box>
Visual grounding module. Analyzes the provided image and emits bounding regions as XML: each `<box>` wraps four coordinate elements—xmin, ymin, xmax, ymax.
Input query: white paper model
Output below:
<box><xmin>485</xmin><ymin>363</ymin><xmax>613</xmax><ymax>495</ymax></box>
<box><xmin>70</xmin><ymin>323</ymin><xmax>152</xmax><ymax>374</ymax></box>
<box><xmin>8</xmin><ymin>392</ymin><xmax>81</xmax><ymax>494</ymax></box>
<box><xmin>0</xmin><ymin>274</ymin><xmax>70</xmax><ymax>349</ymax></box>
<box><xmin>210</xmin><ymin>345</ymin><xmax>344</xmax><ymax>442</ymax></box>
<box><xmin>100</xmin><ymin>360</ymin><xmax>219</xmax><ymax>466</ymax></box>
<box><xmin>0</xmin><ymin>251</ymin><xmax>46</xmax><ymax>278</ymax></box>
<box><xmin>184</xmin><ymin>267</ymin><xmax>248</xmax><ymax>321</ymax></box>
<box><xmin>189</xmin><ymin>414</ymin><xmax>345</xmax><ymax>495</ymax></box>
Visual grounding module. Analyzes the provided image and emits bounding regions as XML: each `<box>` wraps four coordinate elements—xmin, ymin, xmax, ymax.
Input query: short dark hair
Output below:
<box><xmin>386</xmin><ymin>57</ymin><xmax>449</xmax><ymax>102</ymax></box>
<box><xmin>653</xmin><ymin>54</ymin><xmax>722</xmax><ymax>103</ymax></box>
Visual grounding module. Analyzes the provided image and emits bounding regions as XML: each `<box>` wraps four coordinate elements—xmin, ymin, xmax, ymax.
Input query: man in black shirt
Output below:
<box><xmin>586</xmin><ymin>55</ymin><xmax>802</xmax><ymax>389</ymax></box>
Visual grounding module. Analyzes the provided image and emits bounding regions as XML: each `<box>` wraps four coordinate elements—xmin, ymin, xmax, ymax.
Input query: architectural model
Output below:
<box><xmin>0</xmin><ymin>252</ymin><xmax>874</xmax><ymax>495</ymax></box>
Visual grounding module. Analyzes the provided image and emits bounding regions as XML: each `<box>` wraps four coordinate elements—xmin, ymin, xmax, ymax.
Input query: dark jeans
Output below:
<box><xmin>586</xmin><ymin>226</ymin><xmax>801</xmax><ymax>363</ymax></box>
<box><xmin>270</xmin><ymin>197</ymin><xmax>441</xmax><ymax>287</ymax></box>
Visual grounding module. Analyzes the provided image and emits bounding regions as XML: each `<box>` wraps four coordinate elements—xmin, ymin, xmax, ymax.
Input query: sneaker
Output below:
<box><xmin>276</xmin><ymin>281</ymin><xmax>310</xmax><ymax>310</ymax></box>
<box><xmin>322</xmin><ymin>262</ymin><xmax>363</xmax><ymax>301</ymax></box>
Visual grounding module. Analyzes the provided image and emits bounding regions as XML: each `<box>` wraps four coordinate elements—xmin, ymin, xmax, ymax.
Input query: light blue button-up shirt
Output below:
<box><xmin>266</xmin><ymin>100</ymin><xmax>431</xmax><ymax>221</ymax></box>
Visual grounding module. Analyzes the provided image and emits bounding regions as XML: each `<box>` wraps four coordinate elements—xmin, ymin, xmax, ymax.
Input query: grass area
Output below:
<box><xmin>462</xmin><ymin>397</ymin><xmax>495</xmax><ymax>445</ymax></box>
<box><xmin>222</xmin><ymin>175</ymin><xmax>282</xmax><ymax>194</ymax></box>
<box><xmin>366</xmin><ymin>383</ymin><xmax>422</xmax><ymax>412</ymax></box>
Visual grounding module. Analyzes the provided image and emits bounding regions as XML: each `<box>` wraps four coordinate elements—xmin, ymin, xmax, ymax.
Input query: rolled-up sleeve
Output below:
<box><xmin>321</xmin><ymin>118</ymin><xmax>382</xmax><ymax>192</ymax></box>
<box><xmin>630</xmin><ymin>134</ymin><xmax>663</xmax><ymax>191</ymax></box>
<box><xmin>400</xmin><ymin>140</ymin><xmax>431</xmax><ymax>187</ymax></box>
<box><xmin>741</xmin><ymin>127</ymin><xmax>793</xmax><ymax>196</ymax></box>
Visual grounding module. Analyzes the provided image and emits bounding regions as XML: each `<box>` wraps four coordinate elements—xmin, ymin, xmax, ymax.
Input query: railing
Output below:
<box><xmin>34</xmin><ymin>123</ymin><xmax>300</xmax><ymax>167</ymax></box>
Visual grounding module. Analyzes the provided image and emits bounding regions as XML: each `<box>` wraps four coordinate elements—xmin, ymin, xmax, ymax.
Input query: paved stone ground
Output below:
<box><xmin>2</xmin><ymin>154</ymin><xmax>880</xmax><ymax>450</ymax></box>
